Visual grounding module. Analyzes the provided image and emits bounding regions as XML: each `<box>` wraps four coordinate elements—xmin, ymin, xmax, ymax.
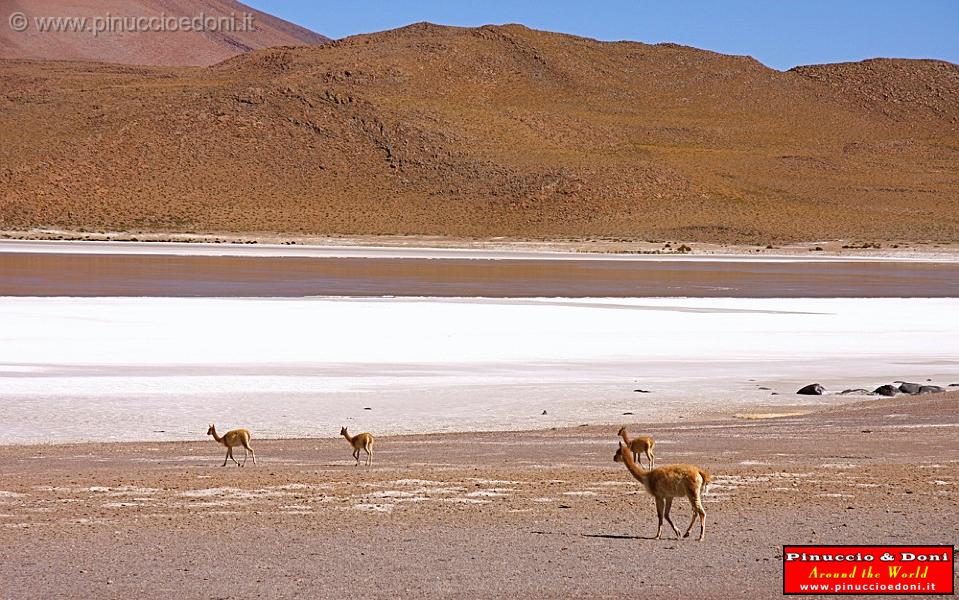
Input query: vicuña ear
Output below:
<box><xmin>618</xmin><ymin>441</ymin><xmax>624</xmax><ymax>449</ymax></box>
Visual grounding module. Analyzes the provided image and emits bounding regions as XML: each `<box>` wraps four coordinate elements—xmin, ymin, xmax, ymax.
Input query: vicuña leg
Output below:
<box><xmin>684</xmin><ymin>495</ymin><xmax>706</xmax><ymax>541</ymax></box>
<box><xmin>664</xmin><ymin>497</ymin><xmax>680</xmax><ymax>538</ymax></box>
<box><xmin>654</xmin><ymin>496</ymin><xmax>665</xmax><ymax>539</ymax></box>
<box><xmin>647</xmin><ymin>449</ymin><xmax>655</xmax><ymax>469</ymax></box>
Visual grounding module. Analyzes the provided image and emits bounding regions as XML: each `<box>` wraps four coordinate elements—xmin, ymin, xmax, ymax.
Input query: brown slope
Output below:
<box><xmin>0</xmin><ymin>0</ymin><xmax>329</xmax><ymax>66</ymax></box>
<box><xmin>1</xmin><ymin>23</ymin><xmax>958</xmax><ymax>243</ymax></box>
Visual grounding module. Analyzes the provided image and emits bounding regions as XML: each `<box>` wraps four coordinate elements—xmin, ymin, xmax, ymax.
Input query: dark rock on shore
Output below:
<box><xmin>797</xmin><ymin>383</ymin><xmax>824</xmax><ymax>395</ymax></box>
<box><xmin>897</xmin><ymin>382</ymin><xmax>922</xmax><ymax>394</ymax></box>
<box><xmin>873</xmin><ymin>384</ymin><xmax>899</xmax><ymax>396</ymax></box>
<box><xmin>918</xmin><ymin>385</ymin><xmax>944</xmax><ymax>394</ymax></box>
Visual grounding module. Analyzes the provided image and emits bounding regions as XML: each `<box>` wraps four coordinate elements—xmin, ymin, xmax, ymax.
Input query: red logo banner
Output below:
<box><xmin>783</xmin><ymin>545</ymin><xmax>954</xmax><ymax>595</ymax></box>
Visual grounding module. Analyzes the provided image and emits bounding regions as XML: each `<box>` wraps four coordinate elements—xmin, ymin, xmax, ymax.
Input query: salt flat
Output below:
<box><xmin>1</xmin><ymin>296</ymin><xmax>955</xmax><ymax>444</ymax></box>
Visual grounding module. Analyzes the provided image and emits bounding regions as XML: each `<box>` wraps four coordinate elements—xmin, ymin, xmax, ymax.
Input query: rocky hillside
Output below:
<box><xmin>0</xmin><ymin>0</ymin><xmax>329</xmax><ymax>66</ymax></box>
<box><xmin>1</xmin><ymin>23</ymin><xmax>957</xmax><ymax>242</ymax></box>
<box><xmin>791</xmin><ymin>59</ymin><xmax>959</xmax><ymax>126</ymax></box>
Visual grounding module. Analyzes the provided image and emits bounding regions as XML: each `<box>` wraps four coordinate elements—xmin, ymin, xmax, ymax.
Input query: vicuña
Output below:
<box><xmin>617</xmin><ymin>426</ymin><xmax>655</xmax><ymax>469</ymax></box>
<box><xmin>206</xmin><ymin>424</ymin><xmax>256</xmax><ymax>467</ymax></box>
<box><xmin>614</xmin><ymin>442</ymin><xmax>709</xmax><ymax>541</ymax></box>
<box><xmin>340</xmin><ymin>426</ymin><xmax>374</xmax><ymax>466</ymax></box>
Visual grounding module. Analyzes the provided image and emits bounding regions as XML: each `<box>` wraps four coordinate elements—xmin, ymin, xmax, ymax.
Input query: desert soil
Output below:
<box><xmin>1</xmin><ymin>392</ymin><xmax>956</xmax><ymax>599</ymax></box>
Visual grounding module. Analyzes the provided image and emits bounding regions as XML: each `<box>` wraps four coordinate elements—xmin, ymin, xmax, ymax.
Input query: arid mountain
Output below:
<box><xmin>1</xmin><ymin>23</ymin><xmax>958</xmax><ymax>242</ymax></box>
<box><xmin>0</xmin><ymin>0</ymin><xmax>328</xmax><ymax>66</ymax></box>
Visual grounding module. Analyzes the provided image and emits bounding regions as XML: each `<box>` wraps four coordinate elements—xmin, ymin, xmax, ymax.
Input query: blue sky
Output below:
<box><xmin>244</xmin><ymin>0</ymin><xmax>959</xmax><ymax>70</ymax></box>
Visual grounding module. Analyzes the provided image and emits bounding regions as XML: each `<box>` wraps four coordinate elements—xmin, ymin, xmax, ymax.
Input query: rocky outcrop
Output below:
<box><xmin>840</xmin><ymin>388</ymin><xmax>870</xmax><ymax>395</ymax></box>
<box><xmin>897</xmin><ymin>382</ymin><xmax>922</xmax><ymax>394</ymax></box>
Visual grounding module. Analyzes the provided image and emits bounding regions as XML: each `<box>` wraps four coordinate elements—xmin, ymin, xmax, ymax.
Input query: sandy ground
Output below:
<box><xmin>0</xmin><ymin>392</ymin><xmax>956</xmax><ymax>599</ymax></box>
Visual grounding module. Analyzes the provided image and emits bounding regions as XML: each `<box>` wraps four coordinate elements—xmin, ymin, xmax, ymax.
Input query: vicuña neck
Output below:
<box><xmin>210</xmin><ymin>427</ymin><xmax>223</xmax><ymax>443</ymax></box>
<box><xmin>341</xmin><ymin>431</ymin><xmax>353</xmax><ymax>443</ymax></box>
<box><xmin>621</xmin><ymin>449</ymin><xmax>648</xmax><ymax>482</ymax></box>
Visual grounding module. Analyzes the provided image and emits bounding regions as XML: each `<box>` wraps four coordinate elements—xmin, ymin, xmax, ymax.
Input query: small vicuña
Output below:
<box><xmin>340</xmin><ymin>426</ymin><xmax>374</xmax><ymax>466</ymax></box>
<box><xmin>617</xmin><ymin>426</ymin><xmax>655</xmax><ymax>469</ymax></box>
<box><xmin>206</xmin><ymin>424</ymin><xmax>256</xmax><ymax>467</ymax></box>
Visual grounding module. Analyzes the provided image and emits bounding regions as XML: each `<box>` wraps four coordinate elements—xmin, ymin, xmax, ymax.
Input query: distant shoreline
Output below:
<box><xmin>2</xmin><ymin>231</ymin><xmax>959</xmax><ymax>262</ymax></box>
<box><xmin>2</xmin><ymin>390</ymin><xmax>955</xmax><ymax>448</ymax></box>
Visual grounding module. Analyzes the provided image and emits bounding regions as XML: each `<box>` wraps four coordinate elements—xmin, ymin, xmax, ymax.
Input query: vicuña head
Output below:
<box><xmin>206</xmin><ymin>423</ymin><xmax>256</xmax><ymax>467</ymax></box>
<box><xmin>614</xmin><ymin>441</ymin><xmax>709</xmax><ymax>541</ymax></box>
<box><xmin>612</xmin><ymin>443</ymin><xmax>628</xmax><ymax>464</ymax></box>
<box><xmin>340</xmin><ymin>426</ymin><xmax>375</xmax><ymax>467</ymax></box>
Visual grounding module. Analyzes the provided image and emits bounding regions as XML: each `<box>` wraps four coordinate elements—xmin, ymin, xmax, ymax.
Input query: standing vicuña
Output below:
<box><xmin>340</xmin><ymin>426</ymin><xmax>374</xmax><ymax>466</ymax></box>
<box><xmin>207</xmin><ymin>424</ymin><xmax>256</xmax><ymax>467</ymax></box>
<box><xmin>614</xmin><ymin>442</ymin><xmax>709</xmax><ymax>541</ymax></box>
<box><xmin>617</xmin><ymin>426</ymin><xmax>655</xmax><ymax>469</ymax></box>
